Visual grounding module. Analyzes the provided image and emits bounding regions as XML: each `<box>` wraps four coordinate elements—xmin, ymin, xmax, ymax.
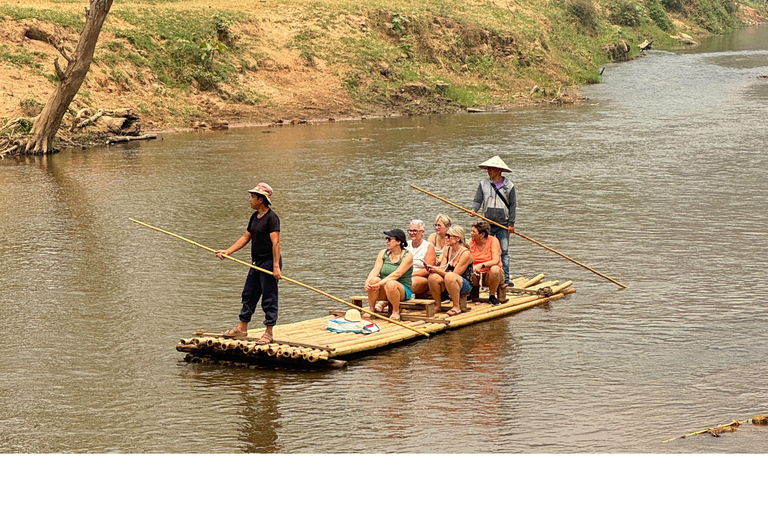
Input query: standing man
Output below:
<box><xmin>470</xmin><ymin>156</ymin><xmax>516</xmax><ymax>285</ymax></box>
<box><xmin>216</xmin><ymin>183</ymin><xmax>282</xmax><ymax>343</ymax></box>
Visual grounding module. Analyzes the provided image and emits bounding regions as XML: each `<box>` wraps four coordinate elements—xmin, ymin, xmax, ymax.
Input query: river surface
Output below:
<box><xmin>2</xmin><ymin>26</ymin><xmax>768</xmax><ymax>454</ymax></box>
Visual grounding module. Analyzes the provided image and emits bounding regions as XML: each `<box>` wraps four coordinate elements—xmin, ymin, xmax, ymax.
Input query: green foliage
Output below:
<box><xmin>199</xmin><ymin>39</ymin><xmax>228</xmax><ymax>65</ymax></box>
<box><xmin>660</xmin><ymin>0</ymin><xmax>684</xmax><ymax>12</ymax></box>
<box><xmin>397</xmin><ymin>35</ymin><xmax>415</xmax><ymax>59</ymax></box>
<box><xmin>390</xmin><ymin>13</ymin><xmax>410</xmax><ymax>33</ymax></box>
<box><xmin>0</xmin><ymin>44</ymin><xmax>44</xmax><ymax>69</ymax></box>
<box><xmin>19</xmin><ymin>98</ymin><xmax>44</xmax><ymax>117</ymax></box>
<box><xmin>0</xmin><ymin>6</ymin><xmax>84</xmax><ymax>30</ymax></box>
<box><xmin>607</xmin><ymin>0</ymin><xmax>644</xmax><ymax>27</ymax></box>
<box><xmin>693</xmin><ymin>0</ymin><xmax>740</xmax><ymax>32</ymax></box>
<box><xmin>109</xmin><ymin>9</ymin><xmax>245</xmax><ymax>91</ymax></box>
<box><xmin>648</xmin><ymin>1</ymin><xmax>674</xmax><ymax>31</ymax></box>
<box><xmin>565</xmin><ymin>0</ymin><xmax>600</xmax><ymax>28</ymax></box>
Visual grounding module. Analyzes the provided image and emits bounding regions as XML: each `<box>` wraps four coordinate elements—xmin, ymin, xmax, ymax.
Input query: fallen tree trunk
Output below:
<box><xmin>108</xmin><ymin>134</ymin><xmax>157</xmax><ymax>144</ymax></box>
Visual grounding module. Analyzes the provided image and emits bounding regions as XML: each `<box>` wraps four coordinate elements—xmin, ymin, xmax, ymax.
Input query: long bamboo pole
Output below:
<box><xmin>409</xmin><ymin>184</ymin><xmax>627</xmax><ymax>289</ymax></box>
<box><xmin>129</xmin><ymin>218</ymin><xmax>430</xmax><ymax>337</ymax></box>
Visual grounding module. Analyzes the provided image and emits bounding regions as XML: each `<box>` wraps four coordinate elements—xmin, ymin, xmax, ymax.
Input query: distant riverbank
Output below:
<box><xmin>1</xmin><ymin>0</ymin><xmax>767</xmax><ymax>148</ymax></box>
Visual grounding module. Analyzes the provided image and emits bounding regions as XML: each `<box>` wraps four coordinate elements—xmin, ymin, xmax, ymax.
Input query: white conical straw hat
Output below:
<box><xmin>478</xmin><ymin>155</ymin><xmax>512</xmax><ymax>172</ymax></box>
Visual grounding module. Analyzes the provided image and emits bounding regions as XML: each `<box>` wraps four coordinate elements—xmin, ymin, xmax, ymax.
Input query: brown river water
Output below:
<box><xmin>2</xmin><ymin>26</ymin><xmax>767</xmax><ymax>454</ymax></box>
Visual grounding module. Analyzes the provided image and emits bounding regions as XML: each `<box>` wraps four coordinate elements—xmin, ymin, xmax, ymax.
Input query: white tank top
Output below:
<box><xmin>407</xmin><ymin>240</ymin><xmax>433</xmax><ymax>271</ymax></box>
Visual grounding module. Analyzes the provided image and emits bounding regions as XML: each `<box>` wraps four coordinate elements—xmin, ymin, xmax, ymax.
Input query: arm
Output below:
<box><xmin>470</xmin><ymin>182</ymin><xmax>484</xmax><ymax>217</ymax></box>
<box><xmin>413</xmin><ymin>244</ymin><xmax>436</xmax><ymax>278</ymax></box>
<box><xmin>425</xmin><ymin>248</ymin><xmax>447</xmax><ymax>275</ymax></box>
<box><xmin>488</xmin><ymin>237</ymin><xmax>501</xmax><ymax>267</ymax></box>
<box><xmin>451</xmin><ymin>249</ymin><xmax>473</xmax><ymax>276</ymax></box>
<box><xmin>507</xmin><ymin>185</ymin><xmax>516</xmax><ymax>233</ymax></box>
<box><xmin>216</xmin><ymin>231</ymin><xmax>251</xmax><ymax>259</ymax></box>
<box><xmin>270</xmin><ymin>231</ymin><xmax>281</xmax><ymax>280</ymax></box>
<box><xmin>379</xmin><ymin>253</ymin><xmax>413</xmax><ymax>284</ymax></box>
<box><xmin>364</xmin><ymin>250</ymin><xmax>385</xmax><ymax>290</ymax></box>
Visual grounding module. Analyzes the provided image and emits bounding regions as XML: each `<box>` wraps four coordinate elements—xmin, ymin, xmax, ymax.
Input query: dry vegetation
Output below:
<box><xmin>1</xmin><ymin>0</ymin><xmax>767</xmax><ymax>149</ymax></box>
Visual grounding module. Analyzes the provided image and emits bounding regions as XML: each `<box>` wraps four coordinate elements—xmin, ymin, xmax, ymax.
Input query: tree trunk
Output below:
<box><xmin>24</xmin><ymin>0</ymin><xmax>114</xmax><ymax>154</ymax></box>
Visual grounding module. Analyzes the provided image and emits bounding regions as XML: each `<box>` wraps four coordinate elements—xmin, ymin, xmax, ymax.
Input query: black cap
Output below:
<box><xmin>383</xmin><ymin>229</ymin><xmax>407</xmax><ymax>244</ymax></box>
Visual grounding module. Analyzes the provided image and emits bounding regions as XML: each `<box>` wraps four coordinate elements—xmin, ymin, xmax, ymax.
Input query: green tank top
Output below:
<box><xmin>380</xmin><ymin>250</ymin><xmax>412</xmax><ymax>289</ymax></box>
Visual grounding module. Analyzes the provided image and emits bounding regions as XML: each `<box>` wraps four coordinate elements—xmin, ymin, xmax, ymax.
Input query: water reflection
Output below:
<box><xmin>2</xmin><ymin>25</ymin><xmax>768</xmax><ymax>453</ymax></box>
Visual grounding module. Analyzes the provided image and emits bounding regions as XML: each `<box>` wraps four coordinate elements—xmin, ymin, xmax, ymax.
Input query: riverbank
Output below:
<box><xmin>2</xmin><ymin>0</ymin><xmax>767</xmax><ymax>149</ymax></box>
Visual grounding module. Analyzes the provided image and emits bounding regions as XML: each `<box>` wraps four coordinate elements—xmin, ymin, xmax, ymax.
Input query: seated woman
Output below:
<box><xmin>363</xmin><ymin>228</ymin><xmax>413</xmax><ymax>321</ymax></box>
<box><xmin>425</xmin><ymin>225</ymin><xmax>473</xmax><ymax>317</ymax></box>
<box><xmin>406</xmin><ymin>219</ymin><xmax>436</xmax><ymax>296</ymax></box>
<box><xmin>469</xmin><ymin>220</ymin><xmax>503</xmax><ymax>305</ymax></box>
<box><xmin>428</xmin><ymin>214</ymin><xmax>452</xmax><ymax>262</ymax></box>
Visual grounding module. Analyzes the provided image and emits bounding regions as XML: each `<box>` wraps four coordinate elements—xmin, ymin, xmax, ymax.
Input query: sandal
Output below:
<box><xmin>374</xmin><ymin>301</ymin><xmax>387</xmax><ymax>312</ymax></box>
<box><xmin>255</xmin><ymin>332</ymin><xmax>273</xmax><ymax>345</ymax></box>
<box><xmin>446</xmin><ymin>307</ymin><xmax>462</xmax><ymax>317</ymax></box>
<box><xmin>222</xmin><ymin>327</ymin><xmax>247</xmax><ymax>339</ymax></box>
<box><xmin>390</xmin><ymin>312</ymin><xmax>401</xmax><ymax>321</ymax></box>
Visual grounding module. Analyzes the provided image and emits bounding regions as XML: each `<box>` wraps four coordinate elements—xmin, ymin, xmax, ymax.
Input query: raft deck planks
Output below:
<box><xmin>178</xmin><ymin>274</ymin><xmax>575</xmax><ymax>368</ymax></box>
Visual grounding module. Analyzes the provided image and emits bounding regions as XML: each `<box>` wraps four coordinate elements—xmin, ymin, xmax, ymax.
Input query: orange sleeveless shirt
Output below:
<box><xmin>469</xmin><ymin>237</ymin><xmax>496</xmax><ymax>273</ymax></box>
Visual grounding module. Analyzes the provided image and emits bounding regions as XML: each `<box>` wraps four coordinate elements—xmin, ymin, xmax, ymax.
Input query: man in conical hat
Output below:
<box><xmin>470</xmin><ymin>156</ymin><xmax>516</xmax><ymax>285</ymax></box>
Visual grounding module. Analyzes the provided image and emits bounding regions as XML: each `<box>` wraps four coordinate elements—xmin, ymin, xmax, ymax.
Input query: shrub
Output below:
<box><xmin>565</xmin><ymin>0</ymin><xmax>600</xmax><ymax>28</ymax></box>
<box><xmin>649</xmin><ymin>1</ymin><xmax>673</xmax><ymax>31</ymax></box>
<box><xmin>607</xmin><ymin>0</ymin><xmax>644</xmax><ymax>27</ymax></box>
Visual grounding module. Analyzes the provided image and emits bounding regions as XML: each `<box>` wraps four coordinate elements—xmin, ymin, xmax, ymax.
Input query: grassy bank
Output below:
<box><xmin>1</xmin><ymin>0</ymin><xmax>767</xmax><ymax>135</ymax></box>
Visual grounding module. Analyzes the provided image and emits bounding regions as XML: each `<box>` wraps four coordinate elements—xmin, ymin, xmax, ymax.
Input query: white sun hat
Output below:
<box><xmin>478</xmin><ymin>155</ymin><xmax>512</xmax><ymax>172</ymax></box>
<box><xmin>344</xmin><ymin>309</ymin><xmax>362</xmax><ymax>322</ymax></box>
<box><xmin>247</xmin><ymin>182</ymin><xmax>274</xmax><ymax>205</ymax></box>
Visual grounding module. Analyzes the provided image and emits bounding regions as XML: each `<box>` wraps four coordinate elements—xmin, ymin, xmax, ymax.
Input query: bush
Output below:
<box><xmin>660</xmin><ymin>0</ymin><xmax>684</xmax><ymax>12</ymax></box>
<box><xmin>649</xmin><ymin>1</ymin><xmax>673</xmax><ymax>31</ymax></box>
<box><xmin>565</xmin><ymin>0</ymin><xmax>600</xmax><ymax>28</ymax></box>
<box><xmin>607</xmin><ymin>0</ymin><xmax>644</xmax><ymax>27</ymax></box>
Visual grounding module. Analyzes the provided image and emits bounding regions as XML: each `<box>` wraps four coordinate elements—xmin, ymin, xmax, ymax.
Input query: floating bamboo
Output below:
<box><xmin>662</xmin><ymin>419</ymin><xmax>742</xmax><ymax>443</ymax></box>
<box><xmin>409</xmin><ymin>184</ymin><xmax>627</xmax><ymax>289</ymax></box>
<box><xmin>129</xmin><ymin>218</ymin><xmax>429</xmax><ymax>337</ymax></box>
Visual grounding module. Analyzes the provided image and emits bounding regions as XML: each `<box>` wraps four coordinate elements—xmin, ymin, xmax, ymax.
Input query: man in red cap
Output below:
<box><xmin>216</xmin><ymin>182</ymin><xmax>282</xmax><ymax>343</ymax></box>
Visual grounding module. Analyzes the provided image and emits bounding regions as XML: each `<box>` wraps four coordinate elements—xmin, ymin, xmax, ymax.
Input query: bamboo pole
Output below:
<box><xmin>409</xmin><ymin>185</ymin><xmax>627</xmax><ymax>289</ymax></box>
<box><xmin>662</xmin><ymin>420</ymin><xmax>742</xmax><ymax>443</ymax></box>
<box><xmin>129</xmin><ymin>218</ymin><xmax>429</xmax><ymax>338</ymax></box>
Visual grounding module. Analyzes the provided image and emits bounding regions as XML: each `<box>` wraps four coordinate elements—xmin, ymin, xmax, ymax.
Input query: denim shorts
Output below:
<box><xmin>460</xmin><ymin>277</ymin><xmax>472</xmax><ymax>295</ymax></box>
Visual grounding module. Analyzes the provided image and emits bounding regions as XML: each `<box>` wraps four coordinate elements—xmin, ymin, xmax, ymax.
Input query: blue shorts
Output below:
<box><xmin>460</xmin><ymin>277</ymin><xmax>472</xmax><ymax>295</ymax></box>
<box><xmin>403</xmin><ymin>284</ymin><xmax>412</xmax><ymax>300</ymax></box>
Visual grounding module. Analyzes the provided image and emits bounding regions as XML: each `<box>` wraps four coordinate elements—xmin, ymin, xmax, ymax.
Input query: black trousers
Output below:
<box><xmin>239</xmin><ymin>257</ymin><xmax>282</xmax><ymax>326</ymax></box>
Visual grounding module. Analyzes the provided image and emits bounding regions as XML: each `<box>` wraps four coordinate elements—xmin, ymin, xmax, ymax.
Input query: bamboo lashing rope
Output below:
<box><xmin>129</xmin><ymin>218</ymin><xmax>430</xmax><ymax>337</ymax></box>
<box><xmin>409</xmin><ymin>184</ymin><xmax>627</xmax><ymax>289</ymax></box>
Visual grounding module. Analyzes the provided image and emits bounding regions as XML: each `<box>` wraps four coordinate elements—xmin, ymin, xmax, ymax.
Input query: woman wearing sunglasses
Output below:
<box><xmin>425</xmin><ymin>225</ymin><xmax>473</xmax><ymax>316</ymax></box>
<box><xmin>363</xmin><ymin>228</ymin><xmax>413</xmax><ymax>321</ymax></box>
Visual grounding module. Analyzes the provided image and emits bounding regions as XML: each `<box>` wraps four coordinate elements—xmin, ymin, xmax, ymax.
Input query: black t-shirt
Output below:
<box><xmin>247</xmin><ymin>208</ymin><xmax>280</xmax><ymax>262</ymax></box>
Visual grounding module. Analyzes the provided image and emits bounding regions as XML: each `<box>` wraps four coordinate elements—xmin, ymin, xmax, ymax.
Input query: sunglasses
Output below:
<box><xmin>385</xmin><ymin>237</ymin><xmax>394</xmax><ymax>242</ymax></box>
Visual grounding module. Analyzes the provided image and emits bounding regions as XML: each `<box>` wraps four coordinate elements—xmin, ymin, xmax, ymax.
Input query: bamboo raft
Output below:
<box><xmin>178</xmin><ymin>273</ymin><xmax>575</xmax><ymax>369</ymax></box>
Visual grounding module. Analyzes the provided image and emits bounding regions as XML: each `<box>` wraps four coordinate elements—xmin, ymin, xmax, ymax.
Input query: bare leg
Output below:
<box><xmin>427</xmin><ymin>273</ymin><xmax>445</xmax><ymax>312</ymax></box>
<box><xmin>410</xmin><ymin>276</ymin><xmax>429</xmax><ymax>296</ymax></box>
<box><xmin>384</xmin><ymin>281</ymin><xmax>405</xmax><ymax>320</ymax></box>
<box><xmin>445</xmin><ymin>273</ymin><xmax>462</xmax><ymax>309</ymax></box>
<box><xmin>487</xmin><ymin>266</ymin><xmax>502</xmax><ymax>296</ymax></box>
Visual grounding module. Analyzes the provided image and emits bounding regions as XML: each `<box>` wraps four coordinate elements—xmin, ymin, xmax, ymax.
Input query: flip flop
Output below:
<box><xmin>390</xmin><ymin>313</ymin><xmax>401</xmax><ymax>321</ymax></box>
<box><xmin>446</xmin><ymin>307</ymin><xmax>462</xmax><ymax>317</ymax></box>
